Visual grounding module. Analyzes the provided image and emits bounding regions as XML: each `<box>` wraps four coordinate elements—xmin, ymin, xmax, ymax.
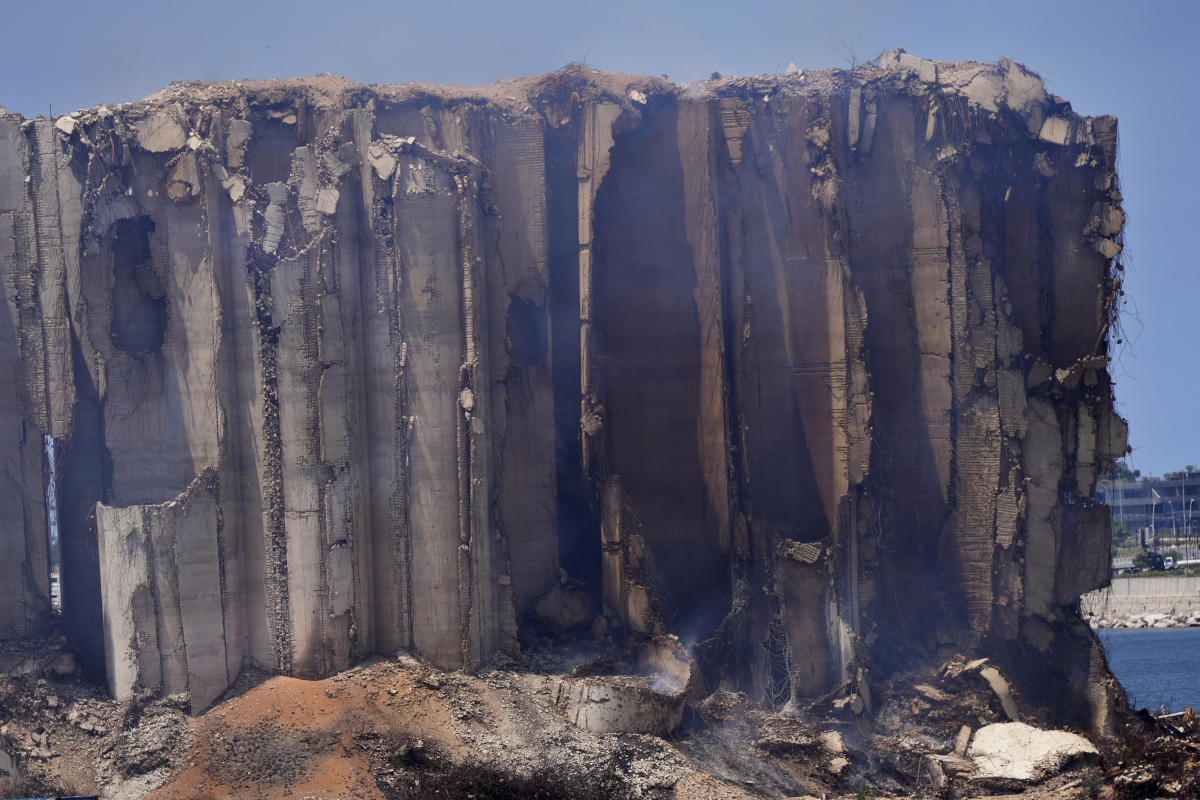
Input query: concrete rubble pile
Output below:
<box><xmin>0</xmin><ymin>50</ymin><xmax>1129</xmax><ymax>768</ymax></box>
<box><xmin>5</xmin><ymin>637</ymin><xmax>1193</xmax><ymax>799</ymax></box>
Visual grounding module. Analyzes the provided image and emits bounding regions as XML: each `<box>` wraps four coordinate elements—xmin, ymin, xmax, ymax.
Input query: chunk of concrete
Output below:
<box><xmin>968</xmin><ymin>722</ymin><xmax>1097</xmax><ymax>782</ymax></box>
<box><xmin>222</xmin><ymin>175</ymin><xmax>246</xmax><ymax>202</ymax></box>
<box><xmin>955</xmin><ymin>724</ymin><xmax>972</xmax><ymax>756</ymax></box>
<box><xmin>999</xmin><ymin>59</ymin><xmax>1050</xmax><ymax>136</ymax></box>
<box><xmin>134</xmin><ymin>113</ymin><xmax>187</xmax><ymax>152</ymax></box>
<box><xmin>315</xmin><ymin>187</ymin><xmax>339</xmax><ymax>216</ymax></box>
<box><xmin>1038</xmin><ymin>116</ymin><xmax>1071</xmax><ymax>146</ymax></box>
<box><xmin>96</xmin><ymin>470</ymin><xmax>232</xmax><ymax>712</ymax></box>
<box><xmin>323</xmin><ymin>148</ymin><xmax>354</xmax><ymax>179</ymax></box>
<box><xmin>877</xmin><ymin>49</ymin><xmax>903</xmax><ymax>70</ymax></box>
<box><xmin>226</xmin><ymin>118</ymin><xmax>252</xmax><ymax>167</ymax></box>
<box><xmin>979</xmin><ymin>666</ymin><xmax>1020</xmax><ymax>721</ymax></box>
<box><xmin>367</xmin><ymin>143</ymin><xmax>397</xmax><ymax>180</ymax></box>
<box><xmin>915</xmin><ymin>683</ymin><xmax>949</xmax><ymax>702</ymax></box>
<box><xmin>898</xmin><ymin>52</ymin><xmax>938</xmax><ymax>83</ymax></box>
<box><xmin>879</xmin><ymin>49</ymin><xmax>938</xmax><ymax>82</ymax></box>
<box><xmin>166</xmin><ymin>153</ymin><xmax>201</xmax><ymax>202</ymax></box>
<box><xmin>1099</xmin><ymin>205</ymin><xmax>1125</xmax><ymax>237</ymax></box>
<box><xmin>30</xmin><ymin>730</ymin><xmax>51</xmax><ymax>759</ymax></box>
<box><xmin>263</xmin><ymin>182</ymin><xmax>287</xmax><ymax>253</ymax></box>
<box><xmin>561</xmin><ymin>678</ymin><xmax>686</xmax><ymax>735</ymax></box>
<box><xmin>818</xmin><ymin>730</ymin><xmax>845</xmax><ymax>754</ymax></box>
<box><xmin>534</xmin><ymin>584</ymin><xmax>595</xmax><ymax>631</ymax></box>
<box><xmin>560</xmin><ymin>637</ymin><xmax>692</xmax><ymax>735</ymax></box>
<box><xmin>1095</xmin><ymin>236</ymin><xmax>1123</xmax><ymax>260</ymax></box>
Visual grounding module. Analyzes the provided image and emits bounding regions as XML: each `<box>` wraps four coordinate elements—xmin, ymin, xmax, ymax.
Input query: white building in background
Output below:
<box><xmin>1098</xmin><ymin>471</ymin><xmax>1200</xmax><ymax>542</ymax></box>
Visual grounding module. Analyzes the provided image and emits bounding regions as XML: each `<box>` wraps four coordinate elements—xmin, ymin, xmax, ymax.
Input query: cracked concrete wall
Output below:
<box><xmin>0</xmin><ymin>117</ymin><xmax>49</xmax><ymax>639</ymax></box>
<box><xmin>0</xmin><ymin>55</ymin><xmax>1126</xmax><ymax>725</ymax></box>
<box><xmin>94</xmin><ymin>469</ymin><xmax>231</xmax><ymax>712</ymax></box>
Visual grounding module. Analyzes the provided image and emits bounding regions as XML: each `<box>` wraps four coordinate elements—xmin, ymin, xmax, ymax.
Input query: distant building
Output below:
<box><xmin>1098</xmin><ymin>471</ymin><xmax>1200</xmax><ymax>540</ymax></box>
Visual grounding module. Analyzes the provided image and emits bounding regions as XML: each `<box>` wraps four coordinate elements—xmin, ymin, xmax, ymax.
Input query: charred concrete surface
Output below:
<box><xmin>0</xmin><ymin>51</ymin><xmax>1127</xmax><ymax>753</ymax></box>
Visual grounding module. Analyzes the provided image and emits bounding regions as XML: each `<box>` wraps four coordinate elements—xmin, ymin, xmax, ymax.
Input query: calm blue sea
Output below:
<box><xmin>1098</xmin><ymin>627</ymin><xmax>1200</xmax><ymax>713</ymax></box>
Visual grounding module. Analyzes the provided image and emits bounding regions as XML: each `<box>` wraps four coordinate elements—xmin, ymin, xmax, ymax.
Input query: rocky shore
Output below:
<box><xmin>1081</xmin><ymin>576</ymin><xmax>1200</xmax><ymax>629</ymax></box>
<box><xmin>1086</xmin><ymin>611</ymin><xmax>1200</xmax><ymax>630</ymax></box>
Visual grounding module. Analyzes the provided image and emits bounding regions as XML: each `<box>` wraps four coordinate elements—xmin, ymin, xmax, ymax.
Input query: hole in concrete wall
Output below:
<box><xmin>44</xmin><ymin>434</ymin><xmax>60</xmax><ymax>612</ymax></box>
<box><xmin>778</xmin><ymin>560</ymin><xmax>835</xmax><ymax>698</ymax></box>
<box><xmin>547</xmin><ymin>122</ymin><xmax>602</xmax><ymax>591</ymax></box>
<box><xmin>246</xmin><ymin>119</ymin><xmax>297</xmax><ymax>185</ymax></box>
<box><xmin>593</xmin><ymin>102</ymin><xmax>729</xmax><ymax>638</ymax></box>
<box><xmin>110</xmin><ymin>217</ymin><xmax>166</xmax><ymax>355</ymax></box>
<box><xmin>58</xmin><ymin>335</ymin><xmax>112</xmax><ymax>683</ymax></box>
<box><xmin>507</xmin><ymin>296</ymin><xmax>548</xmax><ymax>369</ymax></box>
<box><xmin>843</xmin><ymin>105</ymin><xmax>949</xmax><ymax>653</ymax></box>
<box><xmin>723</xmin><ymin>170</ymin><xmax>831</xmax><ymax>544</ymax></box>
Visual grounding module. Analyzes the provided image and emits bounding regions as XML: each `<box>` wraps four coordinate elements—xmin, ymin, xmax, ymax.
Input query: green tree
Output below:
<box><xmin>1107</xmin><ymin>461</ymin><xmax>1142</xmax><ymax>482</ymax></box>
<box><xmin>1111</xmin><ymin>519</ymin><xmax>1131</xmax><ymax>540</ymax></box>
<box><xmin>1133</xmin><ymin>551</ymin><xmax>1151</xmax><ymax>569</ymax></box>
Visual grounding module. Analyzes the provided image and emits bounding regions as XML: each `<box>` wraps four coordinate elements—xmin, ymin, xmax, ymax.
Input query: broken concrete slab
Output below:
<box><xmin>225</xmin><ymin>118</ymin><xmax>252</xmax><ymax>167</ymax></box>
<box><xmin>818</xmin><ymin>730</ymin><xmax>846</xmax><ymax>754</ymax></box>
<box><xmin>367</xmin><ymin>142</ymin><xmax>397</xmax><ymax>180</ymax></box>
<box><xmin>879</xmin><ymin>49</ymin><xmax>939</xmax><ymax>82</ymax></box>
<box><xmin>559</xmin><ymin>677</ymin><xmax>686</xmax><ymax>736</ymax></box>
<box><xmin>95</xmin><ymin>469</ymin><xmax>231</xmax><ymax>713</ymax></box>
<box><xmin>1096</xmin><ymin>236</ymin><xmax>1123</xmax><ymax>259</ymax></box>
<box><xmin>978</xmin><ymin>666</ymin><xmax>1020</xmax><ymax>721</ymax></box>
<box><xmin>898</xmin><ymin>52</ymin><xmax>938</xmax><ymax>82</ymax></box>
<box><xmin>165</xmin><ymin>152</ymin><xmax>201</xmax><ymax>201</ymax></box>
<box><xmin>558</xmin><ymin>637</ymin><xmax>692</xmax><ymax>735</ymax></box>
<box><xmin>533</xmin><ymin>584</ymin><xmax>595</xmax><ymax>631</ymax></box>
<box><xmin>133</xmin><ymin>113</ymin><xmax>186</xmax><ymax>152</ymax></box>
<box><xmin>1038</xmin><ymin>116</ymin><xmax>1071</xmax><ymax>145</ymax></box>
<box><xmin>955</xmin><ymin>725</ymin><xmax>972</xmax><ymax>756</ymax></box>
<box><xmin>315</xmin><ymin>186</ymin><xmax>339</xmax><ymax>215</ymax></box>
<box><xmin>968</xmin><ymin>722</ymin><xmax>1098</xmax><ymax>782</ymax></box>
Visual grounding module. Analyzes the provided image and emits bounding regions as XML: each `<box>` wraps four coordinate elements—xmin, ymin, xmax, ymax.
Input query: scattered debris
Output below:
<box><xmin>979</xmin><ymin>666</ymin><xmax>1021</xmax><ymax>721</ymax></box>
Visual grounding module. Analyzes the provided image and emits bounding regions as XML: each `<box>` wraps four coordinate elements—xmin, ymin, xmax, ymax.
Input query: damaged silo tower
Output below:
<box><xmin>0</xmin><ymin>53</ymin><xmax>1126</xmax><ymax>729</ymax></box>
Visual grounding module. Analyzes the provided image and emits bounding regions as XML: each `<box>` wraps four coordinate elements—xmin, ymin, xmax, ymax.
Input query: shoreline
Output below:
<box><xmin>1082</xmin><ymin>574</ymin><xmax>1200</xmax><ymax>629</ymax></box>
<box><xmin>1087</xmin><ymin>611</ymin><xmax>1200</xmax><ymax>630</ymax></box>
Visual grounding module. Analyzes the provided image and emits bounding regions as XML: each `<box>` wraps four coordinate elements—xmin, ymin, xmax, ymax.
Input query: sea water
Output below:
<box><xmin>1098</xmin><ymin>627</ymin><xmax>1200</xmax><ymax>713</ymax></box>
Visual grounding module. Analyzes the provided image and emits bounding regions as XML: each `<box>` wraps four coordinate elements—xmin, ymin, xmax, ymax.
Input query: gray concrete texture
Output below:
<box><xmin>0</xmin><ymin>53</ymin><xmax>1127</xmax><ymax>726</ymax></box>
<box><xmin>1083</xmin><ymin>575</ymin><xmax>1200</xmax><ymax>620</ymax></box>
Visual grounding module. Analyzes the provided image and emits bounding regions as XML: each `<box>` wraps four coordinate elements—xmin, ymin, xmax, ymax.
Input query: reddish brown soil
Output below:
<box><xmin>148</xmin><ymin>664</ymin><xmax>463</xmax><ymax>799</ymax></box>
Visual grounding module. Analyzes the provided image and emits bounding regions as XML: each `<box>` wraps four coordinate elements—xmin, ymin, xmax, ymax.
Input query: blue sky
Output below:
<box><xmin>1</xmin><ymin>0</ymin><xmax>1195</xmax><ymax>475</ymax></box>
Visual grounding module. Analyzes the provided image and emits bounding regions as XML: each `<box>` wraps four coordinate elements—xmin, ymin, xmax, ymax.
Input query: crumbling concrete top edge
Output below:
<box><xmin>0</xmin><ymin>53</ymin><xmax>1114</xmax><ymax>132</ymax></box>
